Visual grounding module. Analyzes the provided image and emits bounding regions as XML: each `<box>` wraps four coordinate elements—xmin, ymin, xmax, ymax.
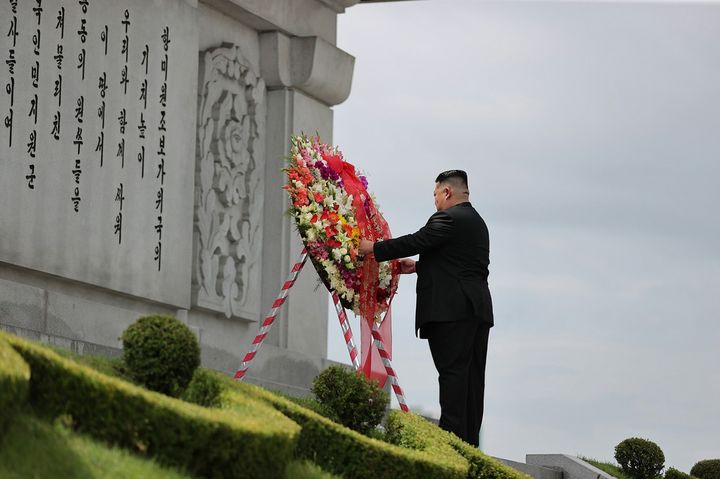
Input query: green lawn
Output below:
<box><xmin>0</xmin><ymin>413</ymin><xmax>192</xmax><ymax>479</ymax></box>
<box><xmin>580</xmin><ymin>457</ymin><xmax>633</xmax><ymax>479</ymax></box>
<box><xmin>0</xmin><ymin>412</ymin><xmax>341</xmax><ymax>479</ymax></box>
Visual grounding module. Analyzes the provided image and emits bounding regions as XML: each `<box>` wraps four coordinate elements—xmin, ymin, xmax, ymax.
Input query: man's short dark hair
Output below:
<box><xmin>435</xmin><ymin>170</ymin><xmax>469</xmax><ymax>192</ymax></box>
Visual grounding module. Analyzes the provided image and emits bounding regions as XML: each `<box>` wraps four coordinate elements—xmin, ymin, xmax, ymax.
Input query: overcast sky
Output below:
<box><xmin>326</xmin><ymin>0</ymin><xmax>720</xmax><ymax>473</ymax></box>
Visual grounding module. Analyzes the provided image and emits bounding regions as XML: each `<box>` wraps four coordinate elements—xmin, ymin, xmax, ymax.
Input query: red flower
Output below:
<box><xmin>314</xmin><ymin>192</ymin><xmax>325</xmax><ymax>203</ymax></box>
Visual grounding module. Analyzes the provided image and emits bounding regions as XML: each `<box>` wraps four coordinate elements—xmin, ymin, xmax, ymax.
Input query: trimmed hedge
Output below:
<box><xmin>692</xmin><ymin>461</ymin><xmax>720</xmax><ymax>479</ymax></box>
<box><xmin>666</xmin><ymin>468</ymin><xmax>697</xmax><ymax>479</ymax></box>
<box><xmin>1</xmin><ymin>331</ymin><xmax>300</xmax><ymax>479</ymax></box>
<box><xmin>222</xmin><ymin>379</ymin><xmax>469</xmax><ymax>479</ymax></box>
<box><xmin>0</xmin><ymin>336</ymin><xmax>30</xmax><ymax>436</ymax></box>
<box><xmin>386</xmin><ymin>411</ymin><xmax>531</xmax><ymax>479</ymax></box>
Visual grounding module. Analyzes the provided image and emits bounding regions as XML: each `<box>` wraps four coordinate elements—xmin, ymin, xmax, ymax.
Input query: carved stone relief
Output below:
<box><xmin>194</xmin><ymin>44</ymin><xmax>265</xmax><ymax>320</ymax></box>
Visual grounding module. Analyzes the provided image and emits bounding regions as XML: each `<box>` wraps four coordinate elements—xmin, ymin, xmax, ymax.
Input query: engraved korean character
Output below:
<box><xmin>56</xmin><ymin>7</ymin><xmax>65</xmax><ymax>39</ymax></box>
<box><xmin>31</xmin><ymin>61</ymin><xmax>40</xmax><ymax>88</ymax></box>
<box><xmin>6</xmin><ymin>77</ymin><xmax>14</xmax><ymax>106</ymax></box>
<box><xmin>156</xmin><ymin>158</ymin><xmax>165</xmax><ymax>184</ymax></box>
<box><xmin>154</xmin><ymin>242</ymin><xmax>162</xmax><ymax>270</ymax></box>
<box><xmin>51</xmin><ymin>111</ymin><xmax>61</xmax><ymax>140</ymax></box>
<box><xmin>72</xmin><ymin>159</ymin><xmax>81</xmax><ymax>184</ymax></box>
<box><xmin>8</xmin><ymin>16</ymin><xmax>18</xmax><ymax>48</ymax></box>
<box><xmin>139</xmin><ymin>78</ymin><xmax>147</xmax><ymax>109</ymax></box>
<box><xmin>117</xmin><ymin>137</ymin><xmax>124</xmax><ymax>168</ymax></box>
<box><xmin>98</xmin><ymin>100</ymin><xmax>105</xmax><ymax>128</ymax></box>
<box><xmin>138</xmin><ymin>112</ymin><xmax>146</xmax><ymax>138</ymax></box>
<box><xmin>54</xmin><ymin>44</ymin><xmax>63</xmax><ymax>69</ymax></box>
<box><xmin>162</xmin><ymin>26</ymin><xmax>170</xmax><ymax>51</ymax></box>
<box><xmin>118</xmin><ymin>108</ymin><xmax>126</xmax><ymax>134</ymax></box>
<box><xmin>26</xmin><ymin>165</ymin><xmax>36</xmax><ymax>189</ymax></box>
<box><xmin>33</xmin><ymin>1</ymin><xmax>43</xmax><ymax>22</ymax></box>
<box><xmin>54</xmin><ymin>74</ymin><xmax>62</xmax><ymax>106</ymax></box>
<box><xmin>4</xmin><ymin>108</ymin><xmax>13</xmax><ymax>147</ymax></box>
<box><xmin>75</xmin><ymin>96</ymin><xmax>84</xmax><ymax>123</ymax></box>
<box><xmin>154</xmin><ymin>216</ymin><xmax>163</xmax><ymax>240</ymax></box>
<box><xmin>114</xmin><ymin>212</ymin><xmax>123</xmax><ymax>244</ymax></box>
<box><xmin>78</xmin><ymin>18</ymin><xmax>87</xmax><ymax>43</ymax></box>
<box><xmin>29</xmin><ymin>94</ymin><xmax>38</xmax><ymax>124</ymax></box>
<box><xmin>100</xmin><ymin>25</ymin><xmax>108</xmax><ymax>56</ymax></box>
<box><xmin>71</xmin><ymin>186</ymin><xmax>81</xmax><ymax>212</ymax></box>
<box><xmin>141</xmin><ymin>44</ymin><xmax>149</xmax><ymax>75</ymax></box>
<box><xmin>95</xmin><ymin>131</ymin><xmax>104</xmax><ymax>167</ymax></box>
<box><xmin>115</xmin><ymin>183</ymin><xmax>125</xmax><ymax>208</ymax></box>
<box><xmin>157</xmin><ymin>134</ymin><xmax>165</xmax><ymax>157</ymax></box>
<box><xmin>98</xmin><ymin>72</ymin><xmax>107</xmax><ymax>98</ymax></box>
<box><xmin>155</xmin><ymin>187</ymin><xmax>164</xmax><ymax>213</ymax></box>
<box><xmin>120</xmin><ymin>65</ymin><xmax>128</xmax><ymax>94</ymax></box>
<box><xmin>6</xmin><ymin>49</ymin><xmax>17</xmax><ymax>75</ymax></box>
<box><xmin>158</xmin><ymin>110</ymin><xmax>166</xmax><ymax>131</ymax></box>
<box><xmin>27</xmin><ymin>130</ymin><xmax>37</xmax><ymax>158</ymax></box>
<box><xmin>122</xmin><ymin>35</ymin><xmax>129</xmax><ymax>63</ymax></box>
<box><xmin>161</xmin><ymin>54</ymin><xmax>168</xmax><ymax>82</ymax></box>
<box><xmin>74</xmin><ymin>126</ymin><xmax>83</xmax><ymax>154</ymax></box>
<box><xmin>33</xmin><ymin>29</ymin><xmax>41</xmax><ymax>56</ymax></box>
<box><xmin>137</xmin><ymin>145</ymin><xmax>145</xmax><ymax>178</ymax></box>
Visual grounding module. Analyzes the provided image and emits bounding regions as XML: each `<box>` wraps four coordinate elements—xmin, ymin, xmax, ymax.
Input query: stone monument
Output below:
<box><xmin>0</xmin><ymin>0</ymin><xmax>373</xmax><ymax>395</ymax></box>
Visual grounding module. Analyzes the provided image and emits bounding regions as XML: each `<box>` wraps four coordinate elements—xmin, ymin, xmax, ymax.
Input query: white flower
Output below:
<box><xmin>344</xmin><ymin>255</ymin><xmax>351</xmax><ymax>262</ymax></box>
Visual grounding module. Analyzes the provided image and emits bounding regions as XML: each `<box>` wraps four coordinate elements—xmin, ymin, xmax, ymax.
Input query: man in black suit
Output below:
<box><xmin>359</xmin><ymin>170</ymin><xmax>493</xmax><ymax>447</ymax></box>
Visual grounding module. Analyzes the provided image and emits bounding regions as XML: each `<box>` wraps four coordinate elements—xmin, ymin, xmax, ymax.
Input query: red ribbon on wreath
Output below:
<box><xmin>322</xmin><ymin>148</ymin><xmax>399</xmax><ymax>387</ymax></box>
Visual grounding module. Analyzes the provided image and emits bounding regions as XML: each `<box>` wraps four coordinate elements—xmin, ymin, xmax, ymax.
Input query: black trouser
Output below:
<box><xmin>423</xmin><ymin>320</ymin><xmax>490</xmax><ymax>447</ymax></box>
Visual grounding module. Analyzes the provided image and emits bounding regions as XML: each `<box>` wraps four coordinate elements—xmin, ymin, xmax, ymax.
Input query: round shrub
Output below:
<box><xmin>181</xmin><ymin>368</ymin><xmax>223</xmax><ymax>407</ymax></box>
<box><xmin>121</xmin><ymin>315</ymin><xmax>200</xmax><ymax>396</ymax></box>
<box><xmin>311</xmin><ymin>365</ymin><xmax>389</xmax><ymax>435</ymax></box>
<box><xmin>615</xmin><ymin>437</ymin><xmax>665</xmax><ymax>479</ymax></box>
<box><xmin>691</xmin><ymin>460</ymin><xmax>720</xmax><ymax>479</ymax></box>
<box><xmin>666</xmin><ymin>467</ymin><xmax>696</xmax><ymax>479</ymax></box>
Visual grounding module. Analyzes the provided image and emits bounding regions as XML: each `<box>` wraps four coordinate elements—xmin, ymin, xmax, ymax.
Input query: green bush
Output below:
<box><xmin>181</xmin><ymin>368</ymin><xmax>223</xmax><ymax>408</ymax></box>
<box><xmin>691</xmin><ymin>460</ymin><xmax>720</xmax><ymax>479</ymax></box>
<box><xmin>223</xmin><ymin>378</ymin><xmax>468</xmax><ymax>479</ymax></box>
<box><xmin>386</xmin><ymin>410</ymin><xmax>530</xmax><ymax>479</ymax></box>
<box><xmin>121</xmin><ymin>315</ymin><xmax>200</xmax><ymax>397</ymax></box>
<box><xmin>312</xmin><ymin>365</ymin><xmax>388</xmax><ymax>435</ymax></box>
<box><xmin>0</xmin><ymin>337</ymin><xmax>30</xmax><ymax>436</ymax></box>
<box><xmin>2</xmin><ymin>331</ymin><xmax>299</xmax><ymax>479</ymax></box>
<box><xmin>615</xmin><ymin>437</ymin><xmax>665</xmax><ymax>479</ymax></box>
<box><xmin>666</xmin><ymin>467</ymin><xmax>697</xmax><ymax>479</ymax></box>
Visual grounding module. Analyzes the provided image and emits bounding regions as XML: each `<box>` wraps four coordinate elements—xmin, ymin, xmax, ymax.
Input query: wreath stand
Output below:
<box><xmin>233</xmin><ymin>247</ymin><xmax>410</xmax><ymax>412</ymax></box>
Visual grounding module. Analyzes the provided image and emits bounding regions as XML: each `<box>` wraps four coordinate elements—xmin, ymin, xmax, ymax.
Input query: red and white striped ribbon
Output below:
<box><xmin>370</xmin><ymin>321</ymin><xmax>410</xmax><ymax>412</ymax></box>
<box><xmin>331</xmin><ymin>290</ymin><xmax>361</xmax><ymax>371</ymax></box>
<box><xmin>234</xmin><ymin>248</ymin><xmax>308</xmax><ymax>380</ymax></box>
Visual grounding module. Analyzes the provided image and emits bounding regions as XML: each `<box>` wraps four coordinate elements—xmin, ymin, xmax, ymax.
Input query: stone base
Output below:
<box><xmin>0</xmin><ymin>262</ymin><xmax>334</xmax><ymax>396</ymax></box>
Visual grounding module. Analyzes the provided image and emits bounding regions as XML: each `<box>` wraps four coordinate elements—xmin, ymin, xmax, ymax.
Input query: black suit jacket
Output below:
<box><xmin>373</xmin><ymin>202</ymin><xmax>494</xmax><ymax>336</ymax></box>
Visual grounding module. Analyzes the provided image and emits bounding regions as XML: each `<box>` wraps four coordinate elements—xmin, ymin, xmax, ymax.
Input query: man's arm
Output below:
<box><xmin>372</xmin><ymin>211</ymin><xmax>454</xmax><ymax>262</ymax></box>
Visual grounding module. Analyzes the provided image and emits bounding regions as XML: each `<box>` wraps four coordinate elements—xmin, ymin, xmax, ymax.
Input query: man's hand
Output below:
<box><xmin>359</xmin><ymin>239</ymin><xmax>374</xmax><ymax>256</ymax></box>
<box><xmin>398</xmin><ymin>258</ymin><xmax>416</xmax><ymax>274</ymax></box>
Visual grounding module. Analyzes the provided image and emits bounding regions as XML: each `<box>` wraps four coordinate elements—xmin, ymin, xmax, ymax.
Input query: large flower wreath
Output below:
<box><xmin>284</xmin><ymin>134</ymin><xmax>398</xmax><ymax>323</ymax></box>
